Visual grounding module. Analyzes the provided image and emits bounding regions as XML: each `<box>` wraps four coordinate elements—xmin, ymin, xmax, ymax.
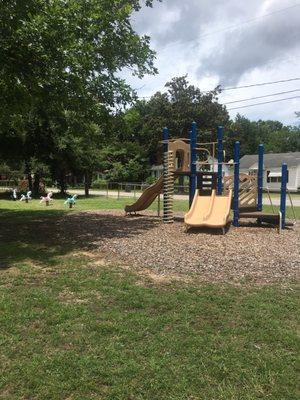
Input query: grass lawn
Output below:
<box><xmin>263</xmin><ymin>192</ymin><xmax>300</xmax><ymax>199</ymax></box>
<box><xmin>0</xmin><ymin>195</ymin><xmax>299</xmax><ymax>219</ymax></box>
<box><xmin>0</xmin><ymin>199</ymin><xmax>299</xmax><ymax>399</ymax></box>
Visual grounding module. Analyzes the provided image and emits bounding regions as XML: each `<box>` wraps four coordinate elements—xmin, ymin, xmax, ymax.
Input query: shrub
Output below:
<box><xmin>145</xmin><ymin>175</ymin><xmax>157</xmax><ymax>185</ymax></box>
<box><xmin>91</xmin><ymin>178</ymin><xmax>107</xmax><ymax>189</ymax></box>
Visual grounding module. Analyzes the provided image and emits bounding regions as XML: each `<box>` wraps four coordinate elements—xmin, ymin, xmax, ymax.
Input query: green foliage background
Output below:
<box><xmin>0</xmin><ymin>1</ymin><xmax>299</xmax><ymax>190</ymax></box>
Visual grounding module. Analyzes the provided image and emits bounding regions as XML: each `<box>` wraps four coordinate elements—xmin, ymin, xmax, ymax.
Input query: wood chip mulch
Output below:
<box><xmin>60</xmin><ymin>210</ymin><xmax>300</xmax><ymax>285</ymax></box>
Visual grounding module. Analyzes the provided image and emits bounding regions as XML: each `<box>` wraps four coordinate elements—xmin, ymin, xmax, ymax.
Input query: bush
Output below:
<box><xmin>91</xmin><ymin>178</ymin><xmax>107</xmax><ymax>189</ymax></box>
<box><xmin>145</xmin><ymin>175</ymin><xmax>157</xmax><ymax>185</ymax></box>
<box><xmin>43</xmin><ymin>177</ymin><xmax>53</xmax><ymax>187</ymax></box>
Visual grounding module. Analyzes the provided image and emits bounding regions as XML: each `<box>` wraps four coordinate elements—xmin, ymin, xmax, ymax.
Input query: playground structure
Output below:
<box><xmin>20</xmin><ymin>191</ymin><xmax>32</xmax><ymax>203</ymax></box>
<box><xmin>185</xmin><ymin>189</ymin><xmax>232</xmax><ymax>233</ymax></box>
<box><xmin>125</xmin><ymin>122</ymin><xmax>294</xmax><ymax>233</ymax></box>
<box><xmin>64</xmin><ymin>194</ymin><xmax>78</xmax><ymax>208</ymax></box>
<box><xmin>40</xmin><ymin>191</ymin><xmax>53</xmax><ymax>206</ymax></box>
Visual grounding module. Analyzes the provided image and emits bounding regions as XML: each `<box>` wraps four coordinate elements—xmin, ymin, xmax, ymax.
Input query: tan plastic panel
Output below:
<box><xmin>185</xmin><ymin>189</ymin><xmax>232</xmax><ymax>228</ymax></box>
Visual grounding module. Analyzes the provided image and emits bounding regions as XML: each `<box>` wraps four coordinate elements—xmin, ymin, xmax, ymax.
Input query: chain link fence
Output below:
<box><xmin>64</xmin><ymin>181</ymin><xmax>190</xmax><ymax>199</ymax></box>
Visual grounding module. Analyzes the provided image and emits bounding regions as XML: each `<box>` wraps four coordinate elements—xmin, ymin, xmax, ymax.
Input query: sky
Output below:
<box><xmin>123</xmin><ymin>0</ymin><xmax>300</xmax><ymax>125</ymax></box>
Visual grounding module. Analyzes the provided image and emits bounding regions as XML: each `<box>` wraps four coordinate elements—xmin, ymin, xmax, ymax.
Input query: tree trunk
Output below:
<box><xmin>33</xmin><ymin>173</ymin><xmax>40</xmax><ymax>197</ymax></box>
<box><xmin>84</xmin><ymin>172</ymin><xmax>91</xmax><ymax>197</ymax></box>
<box><xmin>58</xmin><ymin>170</ymin><xmax>67</xmax><ymax>196</ymax></box>
<box><xmin>25</xmin><ymin>162</ymin><xmax>33</xmax><ymax>192</ymax></box>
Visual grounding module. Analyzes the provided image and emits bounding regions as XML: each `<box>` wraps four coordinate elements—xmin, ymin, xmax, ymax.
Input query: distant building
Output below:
<box><xmin>240</xmin><ymin>152</ymin><xmax>300</xmax><ymax>192</ymax></box>
<box><xmin>150</xmin><ymin>164</ymin><xmax>164</xmax><ymax>180</ymax></box>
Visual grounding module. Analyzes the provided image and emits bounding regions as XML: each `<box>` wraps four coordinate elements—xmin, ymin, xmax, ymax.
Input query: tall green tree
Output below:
<box><xmin>0</xmin><ymin>0</ymin><xmax>159</xmax><ymax>194</ymax></box>
<box><xmin>225</xmin><ymin>116</ymin><xmax>300</xmax><ymax>159</ymax></box>
<box><xmin>121</xmin><ymin>76</ymin><xmax>229</xmax><ymax>164</ymax></box>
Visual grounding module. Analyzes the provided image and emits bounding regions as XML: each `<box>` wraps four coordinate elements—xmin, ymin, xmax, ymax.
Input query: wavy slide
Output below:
<box><xmin>185</xmin><ymin>189</ymin><xmax>232</xmax><ymax>231</ymax></box>
<box><xmin>125</xmin><ymin>176</ymin><xmax>163</xmax><ymax>214</ymax></box>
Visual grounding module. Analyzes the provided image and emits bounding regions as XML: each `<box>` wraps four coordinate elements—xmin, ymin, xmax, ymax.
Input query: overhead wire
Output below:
<box><xmin>221</xmin><ymin>77</ymin><xmax>300</xmax><ymax>92</ymax></box>
<box><xmin>227</xmin><ymin>95</ymin><xmax>300</xmax><ymax>110</ymax></box>
<box><xmin>222</xmin><ymin>88</ymin><xmax>300</xmax><ymax>104</ymax></box>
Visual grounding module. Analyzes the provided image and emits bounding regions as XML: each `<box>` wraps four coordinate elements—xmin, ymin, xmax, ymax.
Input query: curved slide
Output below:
<box><xmin>125</xmin><ymin>176</ymin><xmax>163</xmax><ymax>214</ymax></box>
<box><xmin>185</xmin><ymin>189</ymin><xmax>232</xmax><ymax>230</ymax></box>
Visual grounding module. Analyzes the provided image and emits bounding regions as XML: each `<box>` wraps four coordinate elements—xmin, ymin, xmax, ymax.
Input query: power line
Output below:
<box><xmin>223</xmin><ymin>88</ymin><xmax>300</xmax><ymax>104</ymax></box>
<box><xmin>138</xmin><ymin>78</ymin><xmax>300</xmax><ymax>99</ymax></box>
<box><xmin>221</xmin><ymin>77</ymin><xmax>300</xmax><ymax>92</ymax></box>
<box><xmin>196</xmin><ymin>3</ymin><xmax>300</xmax><ymax>40</ymax></box>
<box><xmin>227</xmin><ymin>96</ymin><xmax>300</xmax><ymax>111</ymax></box>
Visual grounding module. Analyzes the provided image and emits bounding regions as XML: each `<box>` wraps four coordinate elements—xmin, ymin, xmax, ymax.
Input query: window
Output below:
<box><xmin>270</xmin><ymin>176</ymin><xmax>281</xmax><ymax>183</ymax></box>
<box><xmin>266</xmin><ymin>170</ymin><xmax>289</xmax><ymax>184</ymax></box>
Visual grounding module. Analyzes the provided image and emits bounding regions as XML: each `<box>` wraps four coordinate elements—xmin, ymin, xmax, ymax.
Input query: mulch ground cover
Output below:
<box><xmin>1</xmin><ymin>209</ymin><xmax>299</xmax><ymax>285</ymax></box>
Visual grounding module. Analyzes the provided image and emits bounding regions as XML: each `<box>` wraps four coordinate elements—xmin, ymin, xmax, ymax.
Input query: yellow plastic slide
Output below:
<box><xmin>125</xmin><ymin>176</ymin><xmax>163</xmax><ymax>214</ymax></box>
<box><xmin>184</xmin><ymin>189</ymin><xmax>232</xmax><ymax>230</ymax></box>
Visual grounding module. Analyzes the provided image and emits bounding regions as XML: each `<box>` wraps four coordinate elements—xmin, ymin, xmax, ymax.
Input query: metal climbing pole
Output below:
<box><xmin>189</xmin><ymin>122</ymin><xmax>197</xmax><ymax>207</ymax></box>
<box><xmin>162</xmin><ymin>127</ymin><xmax>174</xmax><ymax>223</ymax></box>
<box><xmin>163</xmin><ymin>150</ymin><xmax>174</xmax><ymax>223</ymax></box>
<box><xmin>217</xmin><ymin>126</ymin><xmax>224</xmax><ymax>195</ymax></box>
<box><xmin>280</xmin><ymin>163</ymin><xmax>288</xmax><ymax>230</ymax></box>
<box><xmin>257</xmin><ymin>144</ymin><xmax>264</xmax><ymax>211</ymax></box>
<box><xmin>233</xmin><ymin>141</ymin><xmax>240</xmax><ymax>227</ymax></box>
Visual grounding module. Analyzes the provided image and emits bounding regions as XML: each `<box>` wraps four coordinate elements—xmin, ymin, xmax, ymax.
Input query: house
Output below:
<box><xmin>150</xmin><ymin>164</ymin><xmax>164</xmax><ymax>180</ymax></box>
<box><xmin>239</xmin><ymin>152</ymin><xmax>300</xmax><ymax>192</ymax></box>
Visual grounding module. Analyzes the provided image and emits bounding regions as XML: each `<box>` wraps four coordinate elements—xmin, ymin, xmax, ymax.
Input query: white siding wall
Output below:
<box><xmin>264</xmin><ymin>167</ymin><xmax>280</xmax><ymax>191</ymax></box>
<box><xmin>295</xmin><ymin>165</ymin><xmax>300</xmax><ymax>191</ymax></box>
<box><xmin>288</xmin><ymin>167</ymin><xmax>298</xmax><ymax>192</ymax></box>
<box><xmin>240</xmin><ymin>167</ymin><xmax>299</xmax><ymax>192</ymax></box>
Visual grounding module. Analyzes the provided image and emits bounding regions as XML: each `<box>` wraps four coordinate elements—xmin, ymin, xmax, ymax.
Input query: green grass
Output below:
<box><xmin>1</xmin><ymin>254</ymin><xmax>299</xmax><ymax>400</ymax></box>
<box><xmin>0</xmin><ymin>196</ymin><xmax>188</xmax><ymax>220</ymax></box>
<box><xmin>0</xmin><ymin>195</ymin><xmax>299</xmax><ymax>220</ymax></box>
<box><xmin>0</xmin><ymin>199</ymin><xmax>299</xmax><ymax>399</ymax></box>
<box><xmin>263</xmin><ymin>192</ymin><xmax>300</xmax><ymax>199</ymax></box>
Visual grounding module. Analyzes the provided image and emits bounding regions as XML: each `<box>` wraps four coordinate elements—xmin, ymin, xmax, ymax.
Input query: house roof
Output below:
<box><xmin>240</xmin><ymin>152</ymin><xmax>300</xmax><ymax>169</ymax></box>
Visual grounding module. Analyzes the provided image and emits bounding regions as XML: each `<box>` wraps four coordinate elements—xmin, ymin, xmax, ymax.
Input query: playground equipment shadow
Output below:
<box><xmin>0</xmin><ymin>210</ymin><xmax>159</xmax><ymax>270</ymax></box>
<box><xmin>0</xmin><ymin>197</ymin><xmax>299</xmax><ymax>280</ymax></box>
<box><xmin>0</xmin><ymin>202</ymin><xmax>299</xmax><ymax>399</ymax></box>
<box><xmin>1</xmin><ymin>203</ymin><xmax>298</xmax><ymax>285</ymax></box>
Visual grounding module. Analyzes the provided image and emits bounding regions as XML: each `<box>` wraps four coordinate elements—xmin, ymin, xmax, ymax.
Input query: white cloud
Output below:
<box><xmin>124</xmin><ymin>0</ymin><xmax>300</xmax><ymax>125</ymax></box>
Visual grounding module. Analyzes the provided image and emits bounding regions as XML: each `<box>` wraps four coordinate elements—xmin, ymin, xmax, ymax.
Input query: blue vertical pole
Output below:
<box><xmin>163</xmin><ymin>127</ymin><xmax>169</xmax><ymax>154</ymax></box>
<box><xmin>280</xmin><ymin>163</ymin><xmax>287</xmax><ymax>230</ymax></box>
<box><xmin>257</xmin><ymin>144</ymin><xmax>264</xmax><ymax>211</ymax></box>
<box><xmin>233</xmin><ymin>141</ymin><xmax>240</xmax><ymax>227</ymax></box>
<box><xmin>189</xmin><ymin>122</ymin><xmax>197</xmax><ymax>206</ymax></box>
<box><xmin>217</xmin><ymin>126</ymin><xmax>224</xmax><ymax>195</ymax></box>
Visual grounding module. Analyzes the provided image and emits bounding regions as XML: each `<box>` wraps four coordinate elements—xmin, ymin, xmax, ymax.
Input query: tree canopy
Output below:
<box><xmin>116</xmin><ymin>76</ymin><xmax>229</xmax><ymax>164</ymax></box>
<box><xmin>0</xmin><ymin>1</ymin><xmax>299</xmax><ymax>190</ymax></box>
<box><xmin>0</xmin><ymin>0</ymin><xmax>159</xmax><ymax>193</ymax></box>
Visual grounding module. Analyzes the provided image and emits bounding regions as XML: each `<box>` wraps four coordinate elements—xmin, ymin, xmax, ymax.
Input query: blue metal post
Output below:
<box><xmin>163</xmin><ymin>127</ymin><xmax>169</xmax><ymax>154</ymax></box>
<box><xmin>257</xmin><ymin>144</ymin><xmax>264</xmax><ymax>211</ymax></box>
<box><xmin>233</xmin><ymin>141</ymin><xmax>240</xmax><ymax>227</ymax></box>
<box><xmin>217</xmin><ymin>126</ymin><xmax>224</xmax><ymax>195</ymax></box>
<box><xmin>280</xmin><ymin>163</ymin><xmax>287</xmax><ymax>230</ymax></box>
<box><xmin>189</xmin><ymin>122</ymin><xmax>197</xmax><ymax>206</ymax></box>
